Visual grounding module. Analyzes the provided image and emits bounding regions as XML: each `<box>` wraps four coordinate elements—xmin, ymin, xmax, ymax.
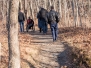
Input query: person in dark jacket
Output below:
<box><xmin>26</xmin><ymin>17</ymin><xmax>34</xmax><ymax>32</ymax></box>
<box><xmin>48</xmin><ymin>6</ymin><xmax>60</xmax><ymax>42</ymax></box>
<box><xmin>37</xmin><ymin>7</ymin><xmax>48</xmax><ymax>34</ymax></box>
<box><xmin>18</xmin><ymin>10</ymin><xmax>25</xmax><ymax>32</ymax></box>
<box><xmin>37</xmin><ymin>7</ymin><xmax>43</xmax><ymax>33</ymax></box>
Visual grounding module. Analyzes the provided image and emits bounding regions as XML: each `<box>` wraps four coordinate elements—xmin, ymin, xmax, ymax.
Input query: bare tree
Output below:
<box><xmin>30</xmin><ymin>0</ymin><xmax>34</xmax><ymax>19</ymax></box>
<box><xmin>8</xmin><ymin>0</ymin><xmax>20</xmax><ymax>68</ymax></box>
<box><xmin>76</xmin><ymin>0</ymin><xmax>79</xmax><ymax>27</ymax></box>
<box><xmin>1</xmin><ymin>0</ymin><xmax>91</xmax><ymax>29</ymax></box>
<box><xmin>88</xmin><ymin>0</ymin><xmax>90</xmax><ymax>13</ymax></box>
<box><xmin>72</xmin><ymin>0</ymin><xmax>75</xmax><ymax>27</ymax></box>
<box><xmin>64</xmin><ymin>0</ymin><xmax>67</xmax><ymax>27</ymax></box>
<box><xmin>59</xmin><ymin>0</ymin><xmax>62</xmax><ymax>18</ymax></box>
<box><xmin>53</xmin><ymin>0</ymin><xmax>56</xmax><ymax>11</ymax></box>
<box><xmin>44</xmin><ymin>0</ymin><xmax>47</xmax><ymax>9</ymax></box>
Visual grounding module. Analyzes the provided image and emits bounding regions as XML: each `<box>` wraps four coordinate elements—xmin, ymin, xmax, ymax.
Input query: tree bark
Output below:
<box><xmin>88</xmin><ymin>0</ymin><xmax>90</xmax><ymax>13</ymax></box>
<box><xmin>30</xmin><ymin>0</ymin><xmax>34</xmax><ymax>19</ymax></box>
<box><xmin>76</xmin><ymin>0</ymin><xmax>79</xmax><ymax>27</ymax></box>
<box><xmin>59</xmin><ymin>0</ymin><xmax>62</xmax><ymax>18</ymax></box>
<box><xmin>44</xmin><ymin>0</ymin><xmax>46</xmax><ymax>9</ymax></box>
<box><xmin>64</xmin><ymin>0</ymin><xmax>67</xmax><ymax>27</ymax></box>
<box><xmin>53</xmin><ymin>0</ymin><xmax>55</xmax><ymax>9</ymax></box>
<box><xmin>8</xmin><ymin>0</ymin><xmax>20</xmax><ymax>68</ymax></box>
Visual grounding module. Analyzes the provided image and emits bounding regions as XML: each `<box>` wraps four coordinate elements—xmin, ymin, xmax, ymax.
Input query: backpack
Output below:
<box><xmin>48</xmin><ymin>11</ymin><xmax>56</xmax><ymax>22</ymax></box>
<box><xmin>48</xmin><ymin>11</ymin><xmax>60</xmax><ymax>23</ymax></box>
<box><xmin>56</xmin><ymin>12</ymin><xmax>60</xmax><ymax>23</ymax></box>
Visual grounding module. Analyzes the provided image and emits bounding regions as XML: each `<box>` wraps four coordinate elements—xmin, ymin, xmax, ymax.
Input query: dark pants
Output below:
<box><xmin>26</xmin><ymin>24</ymin><xmax>33</xmax><ymax>32</ymax></box>
<box><xmin>38</xmin><ymin>19</ymin><xmax>47</xmax><ymax>33</ymax></box>
<box><xmin>41</xmin><ymin>20</ymin><xmax>47</xmax><ymax>33</ymax></box>
<box><xmin>50</xmin><ymin>22</ymin><xmax>58</xmax><ymax>41</ymax></box>
<box><xmin>38</xmin><ymin>19</ymin><xmax>43</xmax><ymax>33</ymax></box>
<box><xmin>19</xmin><ymin>21</ymin><xmax>24</xmax><ymax>32</ymax></box>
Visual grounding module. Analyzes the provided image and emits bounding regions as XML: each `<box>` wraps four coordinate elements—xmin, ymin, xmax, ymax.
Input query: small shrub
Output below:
<box><xmin>71</xmin><ymin>47</ymin><xmax>91</xmax><ymax>68</ymax></box>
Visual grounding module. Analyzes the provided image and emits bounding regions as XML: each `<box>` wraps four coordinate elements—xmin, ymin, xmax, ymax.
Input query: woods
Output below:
<box><xmin>0</xmin><ymin>0</ymin><xmax>91</xmax><ymax>27</ymax></box>
<box><xmin>0</xmin><ymin>0</ymin><xmax>91</xmax><ymax>68</ymax></box>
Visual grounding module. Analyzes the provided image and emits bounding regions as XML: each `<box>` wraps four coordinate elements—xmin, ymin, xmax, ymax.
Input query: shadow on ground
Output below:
<box><xmin>21</xmin><ymin>58</ymin><xmax>35</xmax><ymax>68</ymax></box>
<box><xmin>24</xmin><ymin>28</ymin><xmax>52</xmax><ymax>35</ymax></box>
<box><xmin>57</xmin><ymin>41</ymin><xmax>91</xmax><ymax>68</ymax></box>
<box><xmin>57</xmin><ymin>42</ymin><xmax>72</xmax><ymax>68</ymax></box>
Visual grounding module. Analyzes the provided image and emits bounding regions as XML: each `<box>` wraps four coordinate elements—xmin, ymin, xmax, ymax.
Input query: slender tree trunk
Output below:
<box><xmin>27</xmin><ymin>1</ymin><xmax>31</xmax><ymax>18</ymax></box>
<box><xmin>76</xmin><ymin>0</ymin><xmax>79</xmax><ymax>27</ymax></box>
<box><xmin>8</xmin><ymin>0</ymin><xmax>20</xmax><ymax>68</ymax></box>
<box><xmin>78</xmin><ymin>2</ymin><xmax>82</xmax><ymax>27</ymax></box>
<box><xmin>88</xmin><ymin>0</ymin><xmax>90</xmax><ymax>13</ymax></box>
<box><xmin>72</xmin><ymin>0</ymin><xmax>76</xmax><ymax>27</ymax></box>
<box><xmin>64</xmin><ymin>0</ymin><xmax>67</xmax><ymax>27</ymax></box>
<box><xmin>58</xmin><ymin>0</ymin><xmax>62</xmax><ymax>27</ymax></box>
<box><xmin>19</xmin><ymin>0</ymin><xmax>22</xmax><ymax>10</ymax></box>
<box><xmin>30</xmin><ymin>0</ymin><xmax>34</xmax><ymax>19</ymax></box>
<box><xmin>6</xmin><ymin>0</ymin><xmax>9</xmax><ymax>30</ymax></box>
<box><xmin>49</xmin><ymin>0</ymin><xmax>51</xmax><ymax>7</ymax></box>
<box><xmin>53</xmin><ymin>0</ymin><xmax>56</xmax><ymax>11</ymax></box>
<box><xmin>1</xmin><ymin>0</ymin><xmax>5</xmax><ymax>21</ymax></box>
<box><xmin>48</xmin><ymin>0</ymin><xmax>51</xmax><ymax>11</ymax></box>
<box><xmin>36</xmin><ymin>0</ymin><xmax>39</xmax><ymax>12</ymax></box>
<box><xmin>44</xmin><ymin>0</ymin><xmax>46</xmax><ymax>9</ymax></box>
<box><xmin>59</xmin><ymin>0</ymin><xmax>62</xmax><ymax>18</ymax></box>
<box><xmin>66</xmin><ymin>1</ymin><xmax>70</xmax><ymax>27</ymax></box>
<box><xmin>68</xmin><ymin>8</ymin><xmax>70</xmax><ymax>27</ymax></box>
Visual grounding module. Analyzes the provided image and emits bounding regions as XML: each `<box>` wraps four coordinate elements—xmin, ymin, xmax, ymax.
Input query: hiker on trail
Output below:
<box><xmin>18</xmin><ymin>9</ymin><xmax>25</xmax><ymax>32</ymax></box>
<box><xmin>37</xmin><ymin>7</ymin><xmax>42</xmax><ymax>33</ymax></box>
<box><xmin>26</xmin><ymin>17</ymin><xmax>34</xmax><ymax>32</ymax></box>
<box><xmin>37</xmin><ymin>7</ymin><xmax>48</xmax><ymax>34</ymax></box>
<box><xmin>48</xmin><ymin>6</ymin><xmax>60</xmax><ymax>42</ymax></box>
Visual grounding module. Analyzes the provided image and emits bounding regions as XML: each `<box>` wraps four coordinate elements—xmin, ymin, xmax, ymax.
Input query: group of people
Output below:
<box><xmin>18</xmin><ymin>6</ymin><xmax>60</xmax><ymax>42</ymax></box>
<box><xmin>37</xmin><ymin>6</ymin><xmax>60</xmax><ymax>42</ymax></box>
<box><xmin>18</xmin><ymin>10</ymin><xmax>34</xmax><ymax>32</ymax></box>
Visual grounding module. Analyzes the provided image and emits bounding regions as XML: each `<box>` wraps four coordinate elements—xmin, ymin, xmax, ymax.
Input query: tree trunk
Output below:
<box><xmin>35</xmin><ymin>0</ymin><xmax>39</xmax><ymax>12</ymax></box>
<box><xmin>64</xmin><ymin>0</ymin><xmax>67</xmax><ymax>27</ymax></box>
<box><xmin>44</xmin><ymin>0</ymin><xmax>46</xmax><ymax>9</ymax></box>
<box><xmin>88</xmin><ymin>0</ymin><xmax>90</xmax><ymax>13</ymax></box>
<box><xmin>30</xmin><ymin>0</ymin><xmax>34</xmax><ymax>19</ymax></box>
<box><xmin>59</xmin><ymin>0</ymin><xmax>62</xmax><ymax>18</ymax></box>
<box><xmin>24</xmin><ymin>0</ymin><xmax>27</xmax><ymax>10</ymax></box>
<box><xmin>53</xmin><ymin>0</ymin><xmax>56</xmax><ymax>11</ymax></box>
<box><xmin>6</xmin><ymin>0</ymin><xmax>9</xmax><ymax>30</ymax></box>
<box><xmin>76</xmin><ymin>0</ymin><xmax>79</xmax><ymax>27</ymax></box>
<box><xmin>78</xmin><ymin>2</ymin><xmax>82</xmax><ymax>27</ymax></box>
<box><xmin>8</xmin><ymin>0</ymin><xmax>20</xmax><ymax>68</ymax></box>
<box><xmin>72</xmin><ymin>0</ymin><xmax>76</xmax><ymax>27</ymax></box>
<box><xmin>19</xmin><ymin>0</ymin><xmax>22</xmax><ymax>10</ymax></box>
<box><xmin>48</xmin><ymin>0</ymin><xmax>52</xmax><ymax>11</ymax></box>
<box><xmin>58</xmin><ymin>0</ymin><xmax>62</xmax><ymax>27</ymax></box>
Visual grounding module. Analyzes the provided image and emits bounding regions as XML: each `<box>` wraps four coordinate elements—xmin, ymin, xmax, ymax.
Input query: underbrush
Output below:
<box><xmin>59</xmin><ymin>27</ymin><xmax>91</xmax><ymax>68</ymax></box>
<box><xmin>70</xmin><ymin>46</ymin><xmax>91</xmax><ymax>68</ymax></box>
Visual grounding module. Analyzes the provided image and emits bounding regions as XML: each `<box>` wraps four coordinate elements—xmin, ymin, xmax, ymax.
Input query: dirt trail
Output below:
<box><xmin>0</xmin><ymin>22</ymin><xmax>71</xmax><ymax>68</ymax></box>
<box><xmin>21</xmin><ymin>28</ymin><xmax>70</xmax><ymax>68</ymax></box>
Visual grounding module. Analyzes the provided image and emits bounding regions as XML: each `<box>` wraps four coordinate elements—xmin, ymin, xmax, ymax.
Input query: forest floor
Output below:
<box><xmin>0</xmin><ymin>21</ymin><xmax>91</xmax><ymax>68</ymax></box>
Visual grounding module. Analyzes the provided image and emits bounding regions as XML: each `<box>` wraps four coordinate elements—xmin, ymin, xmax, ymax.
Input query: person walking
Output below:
<box><xmin>48</xmin><ymin>6</ymin><xmax>60</xmax><ymax>42</ymax></box>
<box><xmin>18</xmin><ymin>10</ymin><xmax>25</xmax><ymax>32</ymax></box>
<box><xmin>37</xmin><ymin>7</ymin><xmax>48</xmax><ymax>34</ymax></box>
<box><xmin>37</xmin><ymin>7</ymin><xmax>43</xmax><ymax>33</ymax></box>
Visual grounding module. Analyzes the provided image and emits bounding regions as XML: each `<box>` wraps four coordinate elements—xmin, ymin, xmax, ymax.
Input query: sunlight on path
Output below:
<box><xmin>27</xmin><ymin>29</ymin><xmax>70</xmax><ymax>68</ymax></box>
